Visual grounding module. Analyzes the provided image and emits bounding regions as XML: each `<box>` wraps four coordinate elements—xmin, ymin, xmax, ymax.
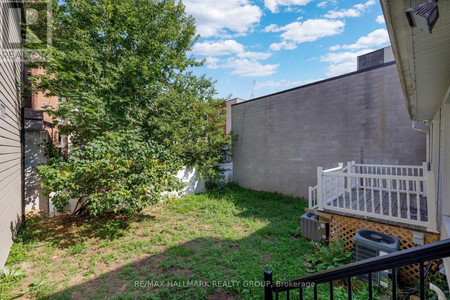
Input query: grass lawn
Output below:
<box><xmin>1</xmin><ymin>184</ymin><xmax>316</xmax><ymax>299</ymax></box>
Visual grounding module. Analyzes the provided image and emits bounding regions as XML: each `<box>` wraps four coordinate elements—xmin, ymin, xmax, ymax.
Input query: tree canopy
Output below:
<box><xmin>30</xmin><ymin>0</ymin><xmax>230</xmax><ymax>215</ymax></box>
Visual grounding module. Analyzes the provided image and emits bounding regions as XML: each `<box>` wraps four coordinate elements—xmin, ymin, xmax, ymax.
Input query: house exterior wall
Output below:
<box><xmin>23</xmin><ymin>68</ymin><xmax>66</xmax><ymax>213</ymax></box>
<box><xmin>25</xmin><ymin>68</ymin><xmax>64</xmax><ymax>147</ymax></box>
<box><xmin>24</xmin><ymin>130</ymin><xmax>49</xmax><ymax>212</ymax></box>
<box><xmin>442</xmin><ymin>103</ymin><xmax>450</xmax><ymax>221</ymax></box>
<box><xmin>0</xmin><ymin>2</ymin><xmax>23</xmax><ymax>268</ymax></box>
<box><xmin>232</xmin><ymin>63</ymin><xmax>426</xmax><ymax>198</ymax></box>
<box><xmin>430</xmin><ymin>91</ymin><xmax>450</xmax><ymax>279</ymax></box>
<box><xmin>433</xmin><ymin>101</ymin><xmax>450</xmax><ymax>231</ymax></box>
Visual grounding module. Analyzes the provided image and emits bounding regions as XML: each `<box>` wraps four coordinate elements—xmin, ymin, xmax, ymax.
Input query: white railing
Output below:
<box><xmin>322</xmin><ymin>163</ymin><xmax>347</xmax><ymax>204</ymax></box>
<box><xmin>308</xmin><ymin>186</ymin><xmax>318</xmax><ymax>209</ymax></box>
<box><xmin>352</xmin><ymin>163</ymin><xmax>425</xmax><ymax>177</ymax></box>
<box><xmin>309</xmin><ymin>161</ymin><xmax>437</xmax><ymax>232</ymax></box>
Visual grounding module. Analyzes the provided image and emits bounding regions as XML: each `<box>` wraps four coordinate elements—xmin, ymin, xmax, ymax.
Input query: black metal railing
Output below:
<box><xmin>264</xmin><ymin>239</ymin><xmax>450</xmax><ymax>300</ymax></box>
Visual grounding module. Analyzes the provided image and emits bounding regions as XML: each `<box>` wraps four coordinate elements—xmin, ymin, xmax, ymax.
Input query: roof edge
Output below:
<box><xmin>379</xmin><ymin>0</ymin><xmax>417</xmax><ymax>121</ymax></box>
<box><xmin>232</xmin><ymin>61</ymin><xmax>396</xmax><ymax>107</ymax></box>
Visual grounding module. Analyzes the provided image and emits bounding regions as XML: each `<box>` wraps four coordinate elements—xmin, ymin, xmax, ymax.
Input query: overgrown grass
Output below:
<box><xmin>2</xmin><ymin>184</ymin><xmax>318</xmax><ymax>299</ymax></box>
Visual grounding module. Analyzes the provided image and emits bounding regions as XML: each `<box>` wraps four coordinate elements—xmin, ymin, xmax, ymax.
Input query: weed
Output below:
<box><xmin>0</xmin><ymin>266</ymin><xmax>25</xmax><ymax>299</ymax></box>
<box><xmin>304</xmin><ymin>239</ymin><xmax>352</xmax><ymax>273</ymax></box>
<box><xmin>101</xmin><ymin>252</ymin><xmax>120</xmax><ymax>265</ymax></box>
<box><xmin>68</xmin><ymin>241</ymin><xmax>90</xmax><ymax>255</ymax></box>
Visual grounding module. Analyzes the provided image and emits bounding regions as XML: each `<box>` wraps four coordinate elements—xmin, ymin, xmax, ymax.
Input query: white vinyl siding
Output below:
<box><xmin>0</xmin><ymin>0</ymin><xmax>23</xmax><ymax>268</ymax></box>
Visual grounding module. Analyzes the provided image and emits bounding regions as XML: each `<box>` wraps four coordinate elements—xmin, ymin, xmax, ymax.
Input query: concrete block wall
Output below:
<box><xmin>232</xmin><ymin>63</ymin><xmax>426</xmax><ymax>198</ymax></box>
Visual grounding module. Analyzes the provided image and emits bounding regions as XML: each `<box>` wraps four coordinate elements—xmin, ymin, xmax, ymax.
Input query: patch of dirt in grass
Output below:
<box><xmin>70</xmin><ymin>280</ymin><xmax>105</xmax><ymax>299</ymax></box>
<box><xmin>67</xmin><ymin>273</ymin><xmax>85</xmax><ymax>286</ymax></box>
<box><xmin>228</xmin><ymin>245</ymin><xmax>240</xmax><ymax>251</ymax></box>
<box><xmin>232</xmin><ymin>224</ymin><xmax>246</xmax><ymax>231</ymax></box>
<box><xmin>134</xmin><ymin>254</ymin><xmax>167</xmax><ymax>274</ymax></box>
<box><xmin>212</xmin><ymin>241</ymin><xmax>224</xmax><ymax>249</ymax></box>
<box><xmin>262</xmin><ymin>253</ymin><xmax>272</xmax><ymax>264</ymax></box>
<box><xmin>22</xmin><ymin>212</ymin><xmax>156</xmax><ymax>250</ymax></box>
<box><xmin>172</xmin><ymin>268</ymin><xmax>194</xmax><ymax>277</ymax></box>
<box><xmin>263</xmin><ymin>237</ymin><xmax>275</xmax><ymax>243</ymax></box>
<box><xmin>68</xmin><ymin>252</ymin><xmax>200</xmax><ymax>299</ymax></box>
<box><xmin>184</xmin><ymin>240</ymin><xmax>202</xmax><ymax>252</ymax></box>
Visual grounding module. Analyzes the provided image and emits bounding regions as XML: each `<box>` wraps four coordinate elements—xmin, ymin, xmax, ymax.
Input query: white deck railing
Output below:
<box><xmin>309</xmin><ymin>161</ymin><xmax>437</xmax><ymax>232</ymax></box>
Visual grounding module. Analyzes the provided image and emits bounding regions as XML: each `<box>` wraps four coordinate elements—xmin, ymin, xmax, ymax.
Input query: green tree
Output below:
<box><xmin>30</xmin><ymin>0</ymin><xmax>230</xmax><ymax>215</ymax></box>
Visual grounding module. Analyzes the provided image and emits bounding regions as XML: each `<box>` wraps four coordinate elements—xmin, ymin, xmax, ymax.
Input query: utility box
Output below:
<box><xmin>301</xmin><ymin>212</ymin><xmax>329</xmax><ymax>242</ymax></box>
<box><xmin>353</xmin><ymin>230</ymin><xmax>399</xmax><ymax>287</ymax></box>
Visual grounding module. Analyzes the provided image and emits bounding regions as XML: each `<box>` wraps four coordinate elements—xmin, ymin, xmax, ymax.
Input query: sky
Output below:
<box><xmin>183</xmin><ymin>0</ymin><xmax>390</xmax><ymax>100</ymax></box>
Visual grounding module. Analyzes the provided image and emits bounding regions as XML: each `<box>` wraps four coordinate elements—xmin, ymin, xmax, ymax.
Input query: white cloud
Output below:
<box><xmin>324</xmin><ymin>0</ymin><xmax>376</xmax><ymax>19</ymax></box>
<box><xmin>320</xmin><ymin>49</ymin><xmax>374</xmax><ymax>76</ymax></box>
<box><xmin>238</xmin><ymin>51</ymin><xmax>272</xmax><ymax>60</ymax></box>
<box><xmin>221</xmin><ymin>58</ymin><xmax>279</xmax><ymax>77</ymax></box>
<box><xmin>201</xmin><ymin>56</ymin><xmax>279</xmax><ymax>77</ymax></box>
<box><xmin>192</xmin><ymin>40</ymin><xmax>244</xmax><ymax>56</ymax></box>
<box><xmin>264</xmin><ymin>0</ymin><xmax>314</xmax><ymax>13</ymax></box>
<box><xmin>324</xmin><ymin>62</ymin><xmax>357</xmax><ymax>76</ymax></box>
<box><xmin>317</xmin><ymin>0</ymin><xmax>337</xmax><ymax>8</ymax></box>
<box><xmin>328</xmin><ymin>29</ymin><xmax>389</xmax><ymax>52</ymax></box>
<box><xmin>341</xmin><ymin>29</ymin><xmax>389</xmax><ymax>50</ymax></box>
<box><xmin>329</xmin><ymin>45</ymin><xmax>341</xmax><ymax>51</ymax></box>
<box><xmin>192</xmin><ymin>40</ymin><xmax>271</xmax><ymax>60</ymax></box>
<box><xmin>317</xmin><ymin>1</ymin><xmax>327</xmax><ymax>8</ymax></box>
<box><xmin>322</xmin><ymin>29</ymin><xmax>390</xmax><ymax>76</ymax></box>
<box><xmin>284</xmin><ymin>7</ymin><xmax>304</xmax><ymax>13</ymax></box>
<box><xmin>270</xmin><ymin>41</ymin><xmax>297</xmax><ymax>51</ymax></box>
<box><xmin>204</xmin><ymin>57</ymin><xmax>220</xmax><ymax>69</ymax></box>
<box><xmin>321</xmin><ymin>50</ymin><xmax>373</xmax><ymax>64</ymax></box>
<box><xmin>266</xmin><ymin>19</ymin><xmax>344</xmax><ymax>51</ymax></box>
<box><xmin>183</xmin><ymin>0</ymin><xmax>262</xmax><ymax>38</ymax></box>
<box><xmin>262</xmin><ymin>24</ymin><xmax>280</xmax><ymax>33</ymax></box>
<box><xmin>276</xmin><ymin>19</ymin><xmax>345</xmax><ymax>44</ymax></box>
<box><xmin>376</xmin><ymin>15</ymin><xmax>385</xmax><ymax>24</ymax></box>
<box><xmin>254</xmin><ymin>79</ymin><xmax>317</xmax><ymax>90</ymax></box>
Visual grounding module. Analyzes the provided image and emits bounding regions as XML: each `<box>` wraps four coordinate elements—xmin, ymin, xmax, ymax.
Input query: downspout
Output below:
<box><xmin>413</xmin><ymin>120</ymin><xmax>440</xmax><ymax>234</ymax></box>
<box><xmin>430</xmin><ymin>283</ymin><xmax>446</xmax><ymax>300</ymax></box>
<box><xmin>412</xmin><ymin>121</ymin><xmax>430</xmax><ymax>170</ymax></box>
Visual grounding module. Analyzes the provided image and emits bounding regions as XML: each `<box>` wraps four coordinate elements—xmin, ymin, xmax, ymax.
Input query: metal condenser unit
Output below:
<box><xmin>353</xmin><ymin>229</ymin><xmax>399</xmax><ymax>287</ymax></box>
<box><xmin>301</xmin><ymin>212</ymin><xmax>329</xmax><ymax>242</ymax></box>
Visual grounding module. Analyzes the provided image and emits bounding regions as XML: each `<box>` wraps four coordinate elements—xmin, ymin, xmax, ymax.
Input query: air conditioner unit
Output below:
<box><xmin>301</xmin><ymin>212</ymin><xmax>329</xmax><ymax>242</ymax></box>
<box><xmin>353</xmin><ymin>230</ymin><xmax>399</xmax><ymax>287</ymax></box>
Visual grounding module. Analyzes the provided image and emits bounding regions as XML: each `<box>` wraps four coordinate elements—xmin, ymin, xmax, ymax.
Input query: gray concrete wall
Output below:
<box><xmin>232</xmin><ymin>63</ymin><xmax>426</xmax><ymax>198</ymax></box>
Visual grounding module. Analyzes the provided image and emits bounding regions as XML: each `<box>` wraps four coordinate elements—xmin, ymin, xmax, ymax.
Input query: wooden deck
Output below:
<box><xmin>326</xmin><ymin>188</ymin><xmax>428</xmax><ymax>222</ymax></box>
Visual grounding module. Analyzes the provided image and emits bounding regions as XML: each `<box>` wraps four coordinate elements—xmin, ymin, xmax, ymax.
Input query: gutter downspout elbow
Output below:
<box><xmin>430</xmin><ymin>283</ymin><xmax>446</xmax><ymax>300</ymax></box>
<box><xmin>412</xmin><ymin>120</ymin><xmax>429</xmax><ymax>134</ymax></box>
